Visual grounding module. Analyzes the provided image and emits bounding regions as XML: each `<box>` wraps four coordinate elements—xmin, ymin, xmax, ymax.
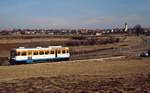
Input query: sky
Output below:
<box><xmin>0</xmin><ymin>0</ymin><xmax>150</xmax><ymax>29</ymax></box>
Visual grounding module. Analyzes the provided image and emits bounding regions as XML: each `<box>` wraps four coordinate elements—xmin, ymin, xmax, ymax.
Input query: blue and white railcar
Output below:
<box><xmin>9</xmin><ymin>46</ymin><xmax>70</xmax><ymax>64</ymax></box>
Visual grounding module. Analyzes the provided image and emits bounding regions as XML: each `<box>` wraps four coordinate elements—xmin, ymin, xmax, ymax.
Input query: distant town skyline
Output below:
<box><xmin>0</xmin><ymin>0</ymin><xmax>150</xmax><ymax>30</ymax></box>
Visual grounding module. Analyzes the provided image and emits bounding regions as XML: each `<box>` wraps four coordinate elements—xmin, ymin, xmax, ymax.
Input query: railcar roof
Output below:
<box><xmin>11</xmin><ymin>46</ymin><xmax>69</xmax><ymax>51</ymax></box>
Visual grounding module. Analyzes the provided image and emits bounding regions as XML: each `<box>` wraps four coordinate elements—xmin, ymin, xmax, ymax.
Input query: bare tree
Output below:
<box><xmin>133</xmin><ymin>24</ymin><xmax>144</xmax><ymax>36</ymax></box>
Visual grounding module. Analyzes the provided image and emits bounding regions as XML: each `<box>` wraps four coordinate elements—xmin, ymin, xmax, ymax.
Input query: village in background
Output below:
<box><xmin>0</xmin><ymin>23</ymin><xmax>150</xmax><ymax>36</ymax></box>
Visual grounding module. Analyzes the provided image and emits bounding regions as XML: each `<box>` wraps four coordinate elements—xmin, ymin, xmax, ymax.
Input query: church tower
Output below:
<box><xmin>124</xmin><ymin>22</ymin><xmax>128</xmax><ymax>32</ymax></box>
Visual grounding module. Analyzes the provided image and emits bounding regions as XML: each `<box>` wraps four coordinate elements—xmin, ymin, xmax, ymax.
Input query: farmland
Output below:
<box><xmin>0</xmin><ymin>35</ymin><xmax>150</xmax><ymax>92</ymax></box>
<box><xmin>0</xmin><ymin>35</ymin><xmax>149</xmax><ymax>65</ymax></box>
<box><xmin>0</xmin><ymin>35</ymin><xmax>121</xmax><ymax>65</ymax></box>
<box><xmin>0</xmin><ymin>58</ymin><xmax>150</xmax><ymax>92</ymax></box>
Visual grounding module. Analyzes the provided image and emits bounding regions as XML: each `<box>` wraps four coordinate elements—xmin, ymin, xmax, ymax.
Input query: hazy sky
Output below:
<box><xmin>0</xmin><ymin>0</ymin><xmax>150</xmax><ymax>29</ymax></box>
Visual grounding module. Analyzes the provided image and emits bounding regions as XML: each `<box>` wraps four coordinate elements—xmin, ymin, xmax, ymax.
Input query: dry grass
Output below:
<box><xmin>0</xmin><ymin>58</ymin><xmax>150</xmax><ymax>92</ymax></box>
<box><xmin>0</xmin><ymin>35</ymin><xmax>150</xmax><ymax>92</ymax></box>
<box><xmin>0</xmin><ymin>38</ymin><xmax>70</xmax><ymax>44</ymax></box>
<box><xmin>0</xmin><ymin>58</ymin><xmax>150</xmax><ymax>81</ymax></box>
<box><xmin>0</xmin><ymin>74</ymin><xmax>150</xmax><ymax>93</ymax></box>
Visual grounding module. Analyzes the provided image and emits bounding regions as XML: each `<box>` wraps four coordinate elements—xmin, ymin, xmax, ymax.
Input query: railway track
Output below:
<box><xmin>45</xmin><ymin>56</ymin><xmax>126</xmax><ymax>65</ymax></box>
<box><xmin>69</xmin><ymin>56</ymin><xmax>126</xmax><ymax>63</ymax></box>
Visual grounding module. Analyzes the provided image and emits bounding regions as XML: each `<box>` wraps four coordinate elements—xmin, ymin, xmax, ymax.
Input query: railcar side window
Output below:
<box><xmin>28</xmin><ymin>51</ymin><xmax>32</xmax><ymax>55</ymax></box>
<box><xmin>57</xmin><ymin>50</ymin><xmax>61</xmax><ymax>54</ymax></box>
<box><xmin>50</xmin><ymin>50</ymin><xmax>55</xmax><ymax>54</ymax></box>
<box><xmin>39</xmin><ymin>51</ymin><xmax>44</xmax><ymax>55</ymax></box>
<box><xmin>45</xmin><ymin>51</ymin><xmax>49</xmax><ymax>55</ymax></box>
<box><xmin>33</xmin><ymin>51</ymin><xmax>38</xmax><ymax>55</ymax></box>
<box><xmin>62</xmin><ymin>50</ymin><xmax>66</xmax><ymax>54</ymax></box>
<box><xmin>22</xmin><ymin>52</ymin><xmax>27</xmax><ymax>56</ymax></box>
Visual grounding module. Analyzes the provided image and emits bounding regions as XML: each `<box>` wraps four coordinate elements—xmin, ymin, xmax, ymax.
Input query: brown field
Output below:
<box><xmin>0</xmin><ymin>58</ymin><xmax>150</xmax><ymax>92</ymax></box>
<box><xmin>0</xmin><ymin>35</ymin><xmax>150</xmax><ymax>92</ymax></box>
<box><xmin>0</xmin><ymin>35</ymin><xmax>149</xmax><ymax>64</ymax></box>
<box><xmin>0</xmin><ymin>35</ymin><xmax>121</xmax><ymax>65</ymax></box>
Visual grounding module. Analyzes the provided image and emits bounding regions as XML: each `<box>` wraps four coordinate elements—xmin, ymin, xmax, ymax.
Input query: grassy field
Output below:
<box><xmin>1</xmin><ymin>35</ymin><xmax>149</xmax><ymax>64</ymax></box>
<box><xmin>0</xmin><ymin>35</ymin><xmax>150</xmax><ymax>92</ymax></box>
<box><xmin>0</xmin><ymin>57</ymin><xmax>149</xmax><ymax>81</ymax></box>
<box><xmin>0</xmin><ymin>35</ymin><xmax>124</xmax><ymax>65</ymax></box>
<box><xmin>0</xmin><ymin>58</ymin><xmax>150</xmax><ymax>92</ymax></box>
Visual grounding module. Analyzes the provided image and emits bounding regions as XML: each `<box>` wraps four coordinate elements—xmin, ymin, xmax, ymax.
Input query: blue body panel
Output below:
<box><xmin>11</xmin><ymin>57</ymin><xmax>69</xmax><ymax>64</ymax></box>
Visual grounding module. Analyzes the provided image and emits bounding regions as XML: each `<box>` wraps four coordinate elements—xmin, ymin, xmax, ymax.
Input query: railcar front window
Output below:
<box><xmin>17</xmin><ymin>52</ymin><xmax>21</xmax><ymax>56</ymax></box>
<box><xmin>66</xmin><ymin>50</ymin><xmax>69</xmax><ymax>53</ymax></box>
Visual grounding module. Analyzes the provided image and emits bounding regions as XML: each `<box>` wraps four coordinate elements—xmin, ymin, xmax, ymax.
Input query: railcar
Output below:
<box><xmin>9</xmin><ymin>46</ymin><xmax>70</xmax><ymax>64</ymax></box>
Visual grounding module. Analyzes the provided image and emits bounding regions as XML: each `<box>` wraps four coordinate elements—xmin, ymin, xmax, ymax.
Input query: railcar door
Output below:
<box><xmin>55</xmin><ymin>49</ymin><xmax>57</xmax><ymax>58</ymax></box>
<box><xmin>27</xmin><ymin>51</ymin><xmax>33</xmax><ymax>63</ymax></box>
